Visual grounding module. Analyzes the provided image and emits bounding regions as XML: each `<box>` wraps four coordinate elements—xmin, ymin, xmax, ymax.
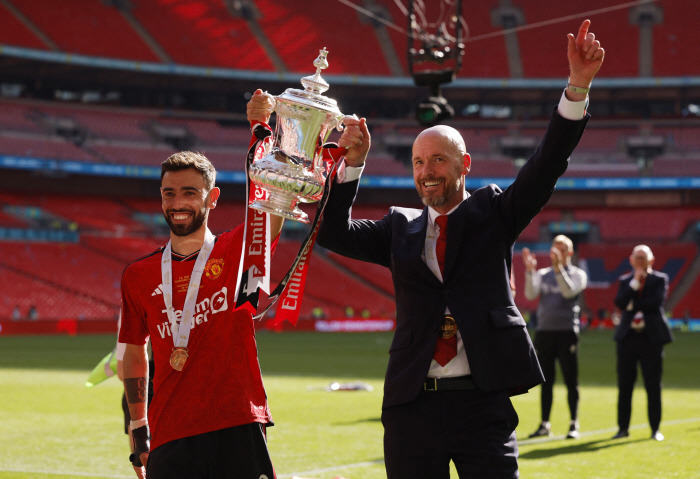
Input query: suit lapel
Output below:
<box><xmin>443</xmin><ymin>194</ymin><xmax>470</xmax><ymax>280</ymax></box>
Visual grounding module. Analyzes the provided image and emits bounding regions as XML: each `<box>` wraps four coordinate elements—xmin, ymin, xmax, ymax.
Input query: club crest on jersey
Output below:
<box><xmin>204</xmin><ymin>258</ymin><xmax>224</xmax><ymax>280</ymax></box>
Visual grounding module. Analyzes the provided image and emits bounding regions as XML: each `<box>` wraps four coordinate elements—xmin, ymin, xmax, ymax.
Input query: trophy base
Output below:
<box><xmin>249</xmin><ymin>195</ymin><xmax>310</xmax><ymax>224</ymax></box>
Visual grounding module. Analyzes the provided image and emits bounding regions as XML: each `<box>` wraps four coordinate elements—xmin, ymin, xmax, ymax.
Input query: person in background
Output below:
<box><xmin>523</xmin><ymin>235</ymin><xmax>587</xmax><ymax>439</ymax></box>
<box><xmin>612</xmin><ymin>245</ymin><xmax>673</xmax><ymax>441</ymax></box>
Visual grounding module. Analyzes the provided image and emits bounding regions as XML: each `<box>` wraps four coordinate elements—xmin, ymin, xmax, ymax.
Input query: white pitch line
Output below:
<box><xmin>0</xmin><ymin>468</ymin><xmax>132</xmax><ymax>478</ymax></box>
<box><xmin>278</xmin><ymin>459</ymin><xmax>385</xmax><ymax>478</ymax></box>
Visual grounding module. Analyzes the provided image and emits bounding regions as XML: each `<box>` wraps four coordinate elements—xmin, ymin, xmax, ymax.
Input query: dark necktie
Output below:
<box><xmin>433</xmin><ymin>215</ymin><xmax>457</xmax><ymax>367</ymax></box>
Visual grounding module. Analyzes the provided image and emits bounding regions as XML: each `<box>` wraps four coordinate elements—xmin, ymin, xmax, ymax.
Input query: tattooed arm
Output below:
<box><xmin>124</xmin><ymin>343</ymin><xmax>150</xmax><ymax>478</ymax></box>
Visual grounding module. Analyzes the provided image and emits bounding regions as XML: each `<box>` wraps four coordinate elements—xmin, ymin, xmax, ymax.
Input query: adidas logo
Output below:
<box><xmin>152</xmin><ymin>284</ymin><xmax>164</xmax><ymax>296</ymax></box>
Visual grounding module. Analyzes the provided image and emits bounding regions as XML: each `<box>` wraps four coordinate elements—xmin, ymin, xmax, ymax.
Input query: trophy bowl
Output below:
<box><xmin>248</xmin><ymin>48</ymin><xmax>354</xmax><ymax>223</ymax></box>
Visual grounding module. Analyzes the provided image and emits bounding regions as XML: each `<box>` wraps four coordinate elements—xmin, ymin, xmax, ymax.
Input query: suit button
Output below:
<box><xmin>443</xmin><ymin>289</ymin><xmax>449</xmax><ymax>298</ymax></box>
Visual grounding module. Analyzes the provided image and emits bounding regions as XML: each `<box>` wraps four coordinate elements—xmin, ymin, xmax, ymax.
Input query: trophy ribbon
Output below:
<box><xmin>234</xmin><ymin>122</ymin><xmax>345</xmax><ymax>325</ymax></box>
<box><xmin>161</xmin><ymin>228</ymin><xmax>216</xmax><ymax>371</ymax></box>
<box><xmin>233</xmin><ymin>122</ymin><xmax>274</xmax><ymax>314</ymax></box>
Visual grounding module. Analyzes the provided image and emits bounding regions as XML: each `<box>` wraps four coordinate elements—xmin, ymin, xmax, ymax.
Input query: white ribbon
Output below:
<box><xmin>161</xmin><ymin>229</ymin><xmax>216</xmax><ymax>349</ymax></box>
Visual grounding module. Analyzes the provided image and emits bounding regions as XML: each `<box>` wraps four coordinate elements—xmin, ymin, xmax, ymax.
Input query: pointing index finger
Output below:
<box><xmin>576</xmin><ymin>19</ymin><xmax>591</xmax><ymax>45</ymax></box>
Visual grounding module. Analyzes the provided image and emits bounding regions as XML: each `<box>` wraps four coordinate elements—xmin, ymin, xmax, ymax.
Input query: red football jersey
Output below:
<box><xmin>120</xmin><ymin>226</ymin><xmax>273</xmax><ymax>450</ymax></box>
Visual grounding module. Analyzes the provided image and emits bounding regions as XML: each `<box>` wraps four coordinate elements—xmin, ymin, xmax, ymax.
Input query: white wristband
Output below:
<box><xmin>130</xmin><ymin>418</ymin><xmax>148</xmax><ymax>430</ymax></box>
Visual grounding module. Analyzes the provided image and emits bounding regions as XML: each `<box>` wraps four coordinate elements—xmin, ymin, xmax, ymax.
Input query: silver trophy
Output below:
<box><xmin>248</xmin><ymin>48</ymin><xmax>356</xmax><ymax>223</ymax></box>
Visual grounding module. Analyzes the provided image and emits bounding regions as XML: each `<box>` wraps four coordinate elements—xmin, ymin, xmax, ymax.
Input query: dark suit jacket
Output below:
<box><xmin>613</xmin><ymin>270</ymin><xmax>673</xmax><ymax>345</ymax></box>
<box><xmin>317</xmin><ymin>109</ymin><xmax>589</xmax><ymax>409</ymax></box>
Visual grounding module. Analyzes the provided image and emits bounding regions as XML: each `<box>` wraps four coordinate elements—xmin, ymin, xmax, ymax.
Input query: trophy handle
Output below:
<box><xmin>336</xmin><ymin>114</ymin><xmax>359</xmax><ymax>132</ymax></box>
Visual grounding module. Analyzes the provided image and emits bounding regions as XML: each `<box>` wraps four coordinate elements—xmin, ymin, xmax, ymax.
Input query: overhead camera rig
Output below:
<box><xmin>407</xmin><ymin>0</ymin><xmax>465</xmax><ymax>126</ymax></box>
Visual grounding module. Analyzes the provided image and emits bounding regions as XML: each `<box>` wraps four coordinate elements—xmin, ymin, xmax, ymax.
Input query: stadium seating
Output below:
<box><xmin>653</xmin><ymin>5</ymin><xmax>700</xmax><ymax>77</ymax></box>
<box><xmin>0</xmin><ymin>242</ymin><xmax>124</xmax><ymax>307</ymax></box>
<box><xmin>10</xmin><ymin>0</ymin><xmax>159</xmax><ymax>61</ymax></box>
<box><xmin>574</xmin><ymin>207</ymin><xmax>700</xmax><ymax>241</ymax></box>
<box><xmin>0</xmin><ymin>133</ymin><xmax>96</xmax><ymax>162</ymax></box>
<box><xmin>452</xmin><ymin>0</ymin><xmax>510</xmax><ymax>78</ymax></box>
<box><xmin>37</xmin><ymin>195</ymin><xmax>149</xmax><ymax>234</ymax></box>
<box><xmin>81</xmin><ymin>236</ymin><xmax>163</xmax><ymax>264</ymax></box>
<box><xmin>0</xmin><ymin>265</ymin><xmax>114</xmax><ymax>320</ymax></box>
<box><xmin>325</xmin><ymin>251</ymin><xmax>395</xmax><ymax>297</ymax></box>
<box><xmin>0</xmin><ymin>2</ymin><xmax>46</xmax><ymax>50</ymax></box>
<box><xmin>653</xmin><ymin>157</ymin><xmax>700</xmax><ymax>177</ymax></box>
<box><xmin>0</xmin><ymin>101</ymin><xmax>47</xmax><ymax>134</ymax></box>
<box><xmin>87</xmin><ymin>143</ymin><xmax>176</xmax><ymax>166</ymax></box>
<box><xmin>130</xmin><ymin>0</ymin><xmax>272</xmax><ymax>70</ymax></box>
<box><xmin>669</xmin><ymin>272</ymin><xmax>700</xmax><ymax>319</ymax></box>
<box><xmin>254</xmin><ymin>0</ymin><xmax>391</xmax><ymax>75</ymax></box>
<box><xmin>2</xmin><ymin>0</ymin><xmax>700</xmax><ymax>79</ymax></box>
<box><xmin>0</xmin><ymin>210</ymin><xmax>28</xmax><ymax>228</ymax></box>
<box><xmin>517</xmin><ymin>0</ymin><xmax>639</xmax><ymax>78</ymax></box>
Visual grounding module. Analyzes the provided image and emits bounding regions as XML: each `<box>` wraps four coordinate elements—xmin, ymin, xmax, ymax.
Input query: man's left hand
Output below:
<box><xmin>566</xmin><ymin>19</ymin><xmax>605</xmax><ymax>97</ymax></box>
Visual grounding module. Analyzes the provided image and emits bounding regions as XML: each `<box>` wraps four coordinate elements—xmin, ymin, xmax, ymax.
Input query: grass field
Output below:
<box><xmin>1</xmin><ymin>330</ymin><xmax>699</xmax><ymax>479</ymax></box>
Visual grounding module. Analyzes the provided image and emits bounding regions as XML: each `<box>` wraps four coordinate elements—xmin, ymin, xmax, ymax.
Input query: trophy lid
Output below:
<box><xmin>278</xmin><ymin>48</ymin><xmax>342</xmax><ymax>115</ymax></box>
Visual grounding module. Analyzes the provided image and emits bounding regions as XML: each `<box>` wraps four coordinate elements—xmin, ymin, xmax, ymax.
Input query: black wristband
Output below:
<box><xmin>129</xmin><ymin>424</ymin><xmax>150</xmax><ymax>467</ymax></box>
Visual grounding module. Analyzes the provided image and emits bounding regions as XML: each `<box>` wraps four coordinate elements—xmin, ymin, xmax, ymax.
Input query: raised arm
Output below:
<box><xmin>496</xmin><ymin>20</ymin><xmax>605</xmax><ymax>240</ymax></box>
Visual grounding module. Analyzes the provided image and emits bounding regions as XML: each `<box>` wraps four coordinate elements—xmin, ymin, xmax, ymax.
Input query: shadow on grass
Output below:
<box><xmin>333</xmin><ymin>417</ymin><xmax>382</xmax><ymax>426</ymax></box>
<box><xmin>520</xmin><ymin>437</ymin><xmax>647</xmax><ymax>459</ymax></box>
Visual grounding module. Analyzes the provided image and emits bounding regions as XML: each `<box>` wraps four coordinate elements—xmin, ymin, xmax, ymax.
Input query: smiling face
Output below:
<box><xmin>160</xmin><ymin>168</ymin><xmax>219</xmax><ymax>237</ymax></box>
<box><xmin>412</xmin><ymin>127</ymin><xmax>471</xmax><ymax>214</ymax></box>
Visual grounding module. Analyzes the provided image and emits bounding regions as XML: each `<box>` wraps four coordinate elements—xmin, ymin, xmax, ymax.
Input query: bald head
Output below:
<box><xmin>414</xmin><ymin>125</ymin><xmax>467</xmax><ymax>159</ymax></box>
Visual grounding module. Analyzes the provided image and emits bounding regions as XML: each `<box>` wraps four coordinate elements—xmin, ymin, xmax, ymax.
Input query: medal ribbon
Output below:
<box><xmin>161</xmin><ymin>229</ymin><xmax>216</xmax><ymax>349</ymax></box>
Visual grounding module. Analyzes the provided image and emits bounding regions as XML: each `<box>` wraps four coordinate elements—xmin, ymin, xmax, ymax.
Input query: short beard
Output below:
<box><xmin>164</xmin><ymin>207</ymin><xmax>207</xmax><ymax>237</ymax></box>
<box><xmin>416</xmin><ymin>167</ymin><xmax>463</xmax><ymax>208</ymax></box>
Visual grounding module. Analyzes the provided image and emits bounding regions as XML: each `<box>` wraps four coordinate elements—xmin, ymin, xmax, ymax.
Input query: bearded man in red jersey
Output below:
<box><xmin>119</xmin><ymin>152</ymin><xmax>284</xmax><ymax>479</ymax></box>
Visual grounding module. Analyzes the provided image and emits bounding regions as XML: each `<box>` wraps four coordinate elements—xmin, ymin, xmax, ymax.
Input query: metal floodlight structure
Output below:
<box><xmin>407</xmin><ymin>0</ymin><xmax>466</xmax><ymax>126</ymax></box>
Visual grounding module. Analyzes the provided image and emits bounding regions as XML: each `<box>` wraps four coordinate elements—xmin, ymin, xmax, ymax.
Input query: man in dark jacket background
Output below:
<box><xmin>612</xmin><ymin>245</ymin><xmax>673</xmax><ymax>441</ymax></box>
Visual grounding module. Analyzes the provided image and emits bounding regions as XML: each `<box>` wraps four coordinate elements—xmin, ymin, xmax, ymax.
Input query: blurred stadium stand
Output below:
<box><xmin>1</xmin><ymin>0</ymin><xmax>700</xmax><ymax>325</ymax></box>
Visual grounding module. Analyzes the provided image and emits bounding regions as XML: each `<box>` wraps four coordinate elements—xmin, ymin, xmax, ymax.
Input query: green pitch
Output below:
<box><xmin>0</xmin><ymin>330</ymin><xmax>699</xmax><ymax>479</ymax></box>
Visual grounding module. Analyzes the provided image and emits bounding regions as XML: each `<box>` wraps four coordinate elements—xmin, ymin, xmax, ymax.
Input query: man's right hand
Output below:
<box><xmin>247</xmin><ymin>89</ymin><xmax>274</xmax><ymax>125</ymax></box>
<box><xmin>129</xmin><ymin>423</ymin><xmax>150</xmax><ymax>477</ymax></box>
<box><xmin>338</xmin><ymin>117</ymin><xmax>371</xmax><ymax>167</ymax></box>
<box><xmin>133</xmin><ymin>460</ymin><xmax>146</xmax><ymax>479</ymax></box>
<box><xmin>522</xmin><ymin>247</ymin><xmax>537</xmax><ymax>272</ymax></box>
<box><xmin>634</xmin><ymin>267</ymin><xmax>647</xmax><ymax>282</ymax></box>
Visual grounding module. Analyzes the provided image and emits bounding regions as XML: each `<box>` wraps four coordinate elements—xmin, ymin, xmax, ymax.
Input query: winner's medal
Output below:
<box><xmin>440</xmin><ymin>316</ymin><xmax>457</xmax><ymax>339</ymax></box>
<box><xmin>169</xmin><ymin>348</ymin><xmax>189</xmax><ymax>371</ymax></box>
<box><xmin>161</xmin><ymin>230</ymin><xmax>216</xmax><ymax>371</ymax></box>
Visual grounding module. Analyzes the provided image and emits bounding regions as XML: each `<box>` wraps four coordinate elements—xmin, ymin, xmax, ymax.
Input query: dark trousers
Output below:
<box><xmin>382</xmin><ymin>389</ymin><xmax>519</xmax><ymax>479</ymax></box>
<box><xmin>534</xmin><ymin>330</ymin><xmax>579</xmax><ymax>422</ymax></box>
<box><xmin>616</xmin><ymin>332</ymin><xmax>664</xmax><ymax>432</ymax></box>
<box><xmin>147</xmin><ymin>423</ymin><xmax>275</xmax><ymax>479</ymax></box>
